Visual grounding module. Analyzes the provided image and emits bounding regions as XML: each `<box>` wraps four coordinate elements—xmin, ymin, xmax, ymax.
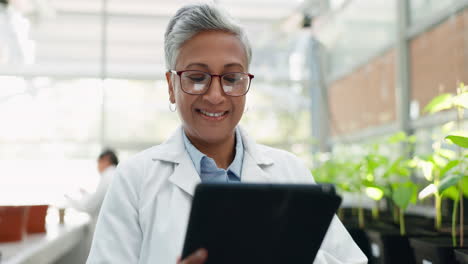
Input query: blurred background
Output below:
<box><xmin>0</xmin><ymin>0</ymin><xmax>467</xmax><ymax>263</ymax></box>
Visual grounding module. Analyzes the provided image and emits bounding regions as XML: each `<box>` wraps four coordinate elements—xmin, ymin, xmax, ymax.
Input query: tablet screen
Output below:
<box><xmin>181</xmin><ymin>183</ymin><xmax>341</xmax><ymax>264</ymax></box>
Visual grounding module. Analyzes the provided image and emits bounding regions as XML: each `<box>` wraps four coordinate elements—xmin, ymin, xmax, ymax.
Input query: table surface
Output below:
<box><xmin>0</xmin><ymin>210</ymin><xmax>90</xmax><ymax>264</ymax></box>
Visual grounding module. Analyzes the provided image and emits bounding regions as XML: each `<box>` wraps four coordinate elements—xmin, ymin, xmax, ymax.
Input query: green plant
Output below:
<box><xmin>439</xmin><ymin>135</ymin><xmax>468</xmax><ymax>246</ymax></box>
<box><xmin>336</xmin><ymin>132</ymin><xmax>419</xmax><ymax>235</ymax></box>
<box><xmin>414</xmin><ymin>145</ymin><xmax>458</xmax><ymax>231</ymax></box>
<box><xmin>353</xmin><ymin>132</ymin><xmax>418</xmax><ymax>235</ymax></box>
<box><xmin>312</xmin><ymin>152</ymin><xmax>365</xmax><ymax>227</ymax></box>
<box><xmin>423</xmin><ymin>82</ymin><xmax>468</xmax><ymax>246</ymax></box>
<box><xmin>392</xmin><ymin>181</ymin><xmax>418</xmax><ymax>235</ymax></box>
<box><xmin>385</xmin><ymin>158</ymin><xmax>418</xmax><ymax>236</ymax></box>
<box><xmin>359</xmin><ymin>144</ymin><xmax>390</xmax><ymax>221</ymax></box>
<box><xmin>311</xmin><ymin>154</ymin><xmax>354</xmax><ymax>191</ymax></box>
<box><xmin>381</xmin><ymin>132</ymin><xmax>418</xmax><ymax>236</ymax></box>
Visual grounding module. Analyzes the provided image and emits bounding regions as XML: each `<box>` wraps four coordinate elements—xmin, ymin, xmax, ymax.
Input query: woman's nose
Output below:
<box><xmin>203</xmin><ymin>76</ymin><xmax>225</xmax><ymax>105</ymax></box>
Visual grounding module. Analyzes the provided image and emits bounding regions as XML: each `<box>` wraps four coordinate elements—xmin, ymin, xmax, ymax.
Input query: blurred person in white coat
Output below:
<box><xmin>66</xmin><ymin>149</ymin><xmax>118</xmax><ymax>256</ymax></box>
<box><xmin>87</xmin><ymin>3</ymin><xmax>367</xmax><ymax>264</ymax></box>
<box><xmin>67</xmin><ymin>149</ymin><xmax>118</xmax><ymax>219</ymax></box>
<box><xmin>0</xmin><ymin>0</ymin><xmax>34</xmax><ymax>64</ymax></box>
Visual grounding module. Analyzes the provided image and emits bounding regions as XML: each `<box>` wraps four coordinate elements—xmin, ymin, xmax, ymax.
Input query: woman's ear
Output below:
<box><xmin>166</xmin><ymin>71</ymin><xmax>176</xmax><ymax>104</ymax></box>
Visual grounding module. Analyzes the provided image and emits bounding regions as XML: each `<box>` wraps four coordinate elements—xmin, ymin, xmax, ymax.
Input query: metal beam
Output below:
<box><xmin>395</xmin><ymin>0</ymin><xmax>411</xmax><ymax>136</ymax></box>
<box><xmin>25</xmin><ymin>9</ymin><xmax>282</xmax><ymax>24</ymax></box>
<box><xmin>0</xmin><ymin>64</ymin><xmax>166</xmax><ymax>80</ymax></box>
<box><xmin>0</xmin><ymin>140</ymin><xmax>164</xmax><ymax>151</ymax></box>
<box><xmin>411</xmin><ymin>110</ymin><xmax>468</xmax><ymax>130</ymax></box>
<box><xmin>308</xmin><ymin>37</ymin><xmax>330</xmax><ymax>152</ymax></box>
<box><xmin>100</xmin><ymin>0</ymin><xmax>108</xmax><ymax>148</ymax></box>
<box><xmin>329</xmin><ymin>122</ymin><xmax>398</xmax><ymax>145</ymax></box>
<box><xmin>329</xmin><ymin>110</ymin><xmax>468</xmax><ymax>145</ymax></box>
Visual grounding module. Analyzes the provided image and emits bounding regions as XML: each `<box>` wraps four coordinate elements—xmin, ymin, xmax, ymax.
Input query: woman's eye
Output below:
<box><xmin>225</xmin><ymin>76</ymin><xmax>240</xmax><ymax>83</ymax></box>
<box><xmin>187</xmin><ymin>75</ymin><xmax>207</xmax><ymax>82</ymax></box>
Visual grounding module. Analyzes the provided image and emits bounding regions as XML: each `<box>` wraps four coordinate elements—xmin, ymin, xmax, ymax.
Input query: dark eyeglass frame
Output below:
<box><xmin>169</xmin><ymin>70</ymin><xmax>254</xmax><ymax>97</ymax></box>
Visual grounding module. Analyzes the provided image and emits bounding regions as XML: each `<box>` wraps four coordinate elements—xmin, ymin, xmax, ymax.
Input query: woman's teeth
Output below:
<box><xmin>200</xmin><ymin>110</ymin><xmax>226</xmax><ymax>117</ymax></box>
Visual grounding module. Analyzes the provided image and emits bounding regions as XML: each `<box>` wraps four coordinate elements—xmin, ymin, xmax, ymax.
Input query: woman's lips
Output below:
<box><xmin>196</xmin><ymin>109</ymin><xmax>229</xmax><ymax>121</ymax></box>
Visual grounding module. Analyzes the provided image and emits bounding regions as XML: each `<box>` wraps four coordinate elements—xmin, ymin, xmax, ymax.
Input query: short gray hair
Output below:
<box><xmin>164</xmin><ymin>3</ymin><xmax>252</xmax><ymax>70</ymax></box>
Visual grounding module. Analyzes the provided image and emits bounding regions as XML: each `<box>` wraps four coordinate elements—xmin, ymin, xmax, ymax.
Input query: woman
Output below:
<box><xmin>87</xmin><ymin>3</ymin><xmax>367</xmax><ymax>264</ymax></box>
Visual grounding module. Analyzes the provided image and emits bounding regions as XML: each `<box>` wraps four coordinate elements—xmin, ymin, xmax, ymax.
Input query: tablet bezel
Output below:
<box><xmin>181</xmin><ymin>183</ymin><xmax>341</xmax><ymax>263</ymax></box>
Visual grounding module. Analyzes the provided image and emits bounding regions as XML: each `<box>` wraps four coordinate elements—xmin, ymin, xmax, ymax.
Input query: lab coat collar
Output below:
<box><xmin>151</xmin><ymin>126</ymin><xmax>274</xmax><ymax>196</ymax></box>
<box><xmin>238</xmin><ymin>126</ymin><xmax>274</xmax><ymax>166</ymax></box>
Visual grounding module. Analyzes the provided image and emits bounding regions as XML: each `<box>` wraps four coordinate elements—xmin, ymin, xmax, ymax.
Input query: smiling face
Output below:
<box><xmin>166</xmin><ymin>30</ymin><xmax>248</xmax><ymax>146</ymax></box>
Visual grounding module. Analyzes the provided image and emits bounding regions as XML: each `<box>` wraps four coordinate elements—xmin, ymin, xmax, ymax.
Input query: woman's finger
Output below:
<box><xmin>179</xmin><ymin>249</ymin><xmax>208</xmax><ymax>264</ymax></box>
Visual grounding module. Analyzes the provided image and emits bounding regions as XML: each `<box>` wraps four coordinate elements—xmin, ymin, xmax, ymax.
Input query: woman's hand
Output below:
<box><xmin>177</xmin><ymin>249</ymin><xmax>208</xmax><ymax>264</ymax></box>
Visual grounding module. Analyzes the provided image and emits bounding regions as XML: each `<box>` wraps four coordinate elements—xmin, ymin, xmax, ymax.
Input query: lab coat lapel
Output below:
<box><xmin>169</xmin><ymin>157</ymin><xmax>201</xmax><ymax>196</ymax></box>
<box><xmin>238</xmin><ymin>127</ymin><xmax>274</xmax><ymax>183</ymax></box>
<box><xmin>152</xmin><ymin>126</ymin><xmax>200</xmax><ymax>196</ymax></box>
<box><xmin>152</xmin><ymin>126</ymin><xmax>275</xmax><ymax>194</ymax></box>
<box><xmin>241</xmin><ymin>151</ymin><xmax>271</xmax><ymax>182</ymax></box>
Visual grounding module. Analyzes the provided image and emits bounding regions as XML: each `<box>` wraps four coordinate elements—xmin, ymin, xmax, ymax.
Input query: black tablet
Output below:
<box><xmin>181</xmin><ymin>183</ymin><xmax>342</xmax><ymax>264</ymax></box>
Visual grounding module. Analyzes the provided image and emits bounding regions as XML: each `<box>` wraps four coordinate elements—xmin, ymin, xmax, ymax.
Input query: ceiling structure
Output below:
<box><xmin>1</xmin><ymin>0</ymin><xmax>329</xmax><ymax>79</ymax></box>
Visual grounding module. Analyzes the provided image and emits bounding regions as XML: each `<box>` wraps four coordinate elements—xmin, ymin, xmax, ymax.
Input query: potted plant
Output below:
<box><xmin>414</xmin><ymin>144</ymin><xmax>458</xmax><ymax>232</ymax></box>
<box><xmin>410</xmin><ymin>83</ymin><xmax>468</xmax><ymax>264</ymax></box>
<box><xmin>312</xmin><ymin>153</ymin><xmax>361</xmax><ymax>221</ymax></box>
<box><xmin>312</xmin><ymin>153</ymin><xmax>375</xmax><ymax>260</ymax></box>
<box><xmin>455</xmin><ymin>248</ymin><xmax>468</xmax><ymax>264</ymax></box>
<box><xmin>362</xmin><ymin>132</ymin><xmax>421</xmax><ymax>264</ymax></box>
<box><xmin>411</xmin><ymin>135</ymin><xmax>467</xmax><ymax>264</ymax></box>
<box><xmin>443</xmin><ymin>134</ymin><xmax>468</xmax><ymax>246</ymax></box>
<box><xmin>359</xmin><ymin>144</ymin><xmax>389</xmax><ymax>223</ymax></box>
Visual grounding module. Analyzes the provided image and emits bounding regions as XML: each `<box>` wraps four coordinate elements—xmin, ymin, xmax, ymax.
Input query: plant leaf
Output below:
<box><xmin>442</xmin><ymin>121</ymin><xmax>456</xmax><ymax>133</ymax></box>
<box><xmin>363</xmin><ymin>155</ymin><xmax>379</xmax><ymax>174</ymax></box>
<box><xmin>418</xmin><ymin>160</ymin><xmax>434</xmax><ymax>181</ymax></box>
<box><xmin>438</xmin><ymin>173</ymin><xmax>464</xmax><ymax>193</ymax></box>
<box><xmin>418</xmin><ymin>184</ymin><xmax>437</xmax><ymax>200</ymax></box>
<box><xmin>392</xmin><ymin>182</ymin><xmax>418</xmax><ymax>210</ymax></box>
<box><xmin>441</xmin><ymin>186</ymin><xmax>460</xmax><ymax>201</ymax></box>
<box><xmin>440</xmin><ymin>160</ymin><xmax>460</xmax><ymax>178</ymax></box>
<box><xmin>407</xmin><ymin>158</ymin><xmax>419</xmax><ymax>168</ymax></box>
<box><xmin>452</xmin><ymin>93</ymin><xmax>468</xmax><ymax>109</ymax></box>
<box><xmin>436</xmin><ymin>148</ymin><xmax>456</xmax><ymax>160</ymax></box>
<box><xmin>366</xmin><ymin>187</ymin><xmax>385</xmax><ymax>201</ymax></box>
<box><xmin>431</xmin><ymin>154</ymin><xmax>448</xmax><ymax>168</ymax></box>
<box><xmin>384</xmin><ymin>157</ymin><xmax>411</xmax><ymax>178</ymax></box>
<box><xmin>388</xmin><ymin>132</ymin><xmax>407</xmax><ymax>143</ymax></box>
<box><xmin>399</xmin><ymin>167</ymin><xmax>411</xmax><ymax>177</ymax></box>
<box><xmin>424</xmin><ymin>93</ymin><xmax>453</xmax><ymax>113</ymax></box>
<box><xmin>460</xmin><ymin>82</ymin><xmax>467</xmax><ymax>92</ymax></box>
<box><xmin>445</xmin><ymin>135</ymin><xmax>468</xmax><ymax>148</ymax></box>
<box><xmin>463</xmin><ymin>176</ymin><xmax>468</xmax><ymax>198</ymax></box>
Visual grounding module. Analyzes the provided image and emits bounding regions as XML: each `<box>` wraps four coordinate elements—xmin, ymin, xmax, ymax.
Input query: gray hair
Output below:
<box><xmin>164</xmin><ymin>3</ymin><xmax>252</xmax><ymax>70</ymax></box>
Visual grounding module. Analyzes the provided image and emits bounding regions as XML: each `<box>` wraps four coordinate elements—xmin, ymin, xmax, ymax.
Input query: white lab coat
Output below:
<box><xmin>87</xmin><ymin>127</ymin><xmax>367</xmax><ymax>264</ymax></box>
<box><xmin>68</xmin><ymin>165</ymin><xmax>116</xmax><ymax>220</ymax></box>
<box><xmin>0</xmin><ymin>4</ymin><xmax>32</xmax><ymax>64</ymax></box>
<box><xmin>67</xmin><ymin>165</ymin><xmax>116</xmax><ymax>258</ymax></box>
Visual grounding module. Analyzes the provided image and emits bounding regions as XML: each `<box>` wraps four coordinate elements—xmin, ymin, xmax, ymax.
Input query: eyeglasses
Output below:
<box><xmin>170</xmin><ymin>70</ymin><xmax>254</xmax><ymax>97</ymax></box>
